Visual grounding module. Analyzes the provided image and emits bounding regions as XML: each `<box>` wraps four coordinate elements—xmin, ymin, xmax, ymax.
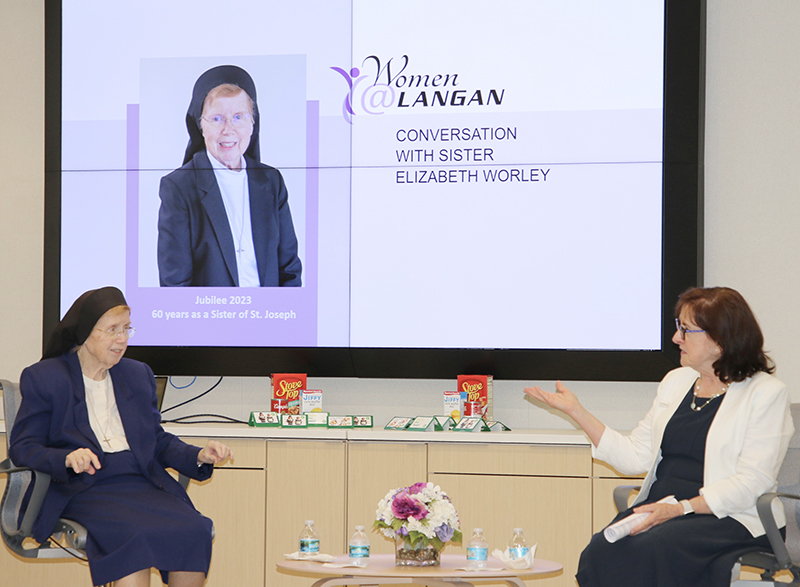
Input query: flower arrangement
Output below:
<box><xmin>374</xmin><ymin>482</ymin><xmax>462</xmax><ymax>552</ymax></box>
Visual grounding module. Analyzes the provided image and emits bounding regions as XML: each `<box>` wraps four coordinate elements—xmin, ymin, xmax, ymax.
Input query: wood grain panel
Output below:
<box><xmin>429</xmin><ymin>472</ymin><xmax>590</xmax><ymax>587</ymax></box>
<box><xmin>429</xmin><ymin>442</ymin><xmax>591</xmax><ymax>477</ymax></box>
<box><xmin>267</xmin><ymin>440</ymin><xmax>346</xmax><ymax>587</ymax></box>
<box><xmin>346</xmin><ymin>442</ymin><xmax>427</xmax><ymax>555</ymax></box>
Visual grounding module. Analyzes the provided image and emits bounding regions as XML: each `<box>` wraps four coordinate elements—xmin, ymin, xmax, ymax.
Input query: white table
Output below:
<box><xmin>277</xmin><ymin>554</ymin><xmax>563</xmax><ymax>587</ymax></box>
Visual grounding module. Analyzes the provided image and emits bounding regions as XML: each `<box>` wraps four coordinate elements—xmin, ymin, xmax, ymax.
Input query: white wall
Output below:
<box><xmin>2</xmin><ymin>1</ymin><xmax>799</xmax><ymax>432</ymax></box>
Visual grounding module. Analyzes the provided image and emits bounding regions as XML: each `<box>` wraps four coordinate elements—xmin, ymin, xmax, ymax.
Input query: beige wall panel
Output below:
<box><xmin>429</xmin><ymin>443</ymin><xmax>591</xmax><ymax>477</ymax></box>
<box><xmin>429</xmin><ymin>472</ymin><xmax>590</xmax><ymax>587</ymax></box>
<box><xmin>267</xmin><ymin>440</ymin><xmax>346</xmax><ymax>587</ymax></box>
<box><xmin>346</xmin><ymin>442</ymin><xmax>427</xmax><ymax>555</ymax></box>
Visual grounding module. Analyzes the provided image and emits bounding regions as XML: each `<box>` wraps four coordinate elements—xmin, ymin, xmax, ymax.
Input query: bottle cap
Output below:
<box><xmin>305</xmin><ymin>520</ymin><xmax>314</xmax><ymax>525</ymax></box>
<box><xmin>473</xmin><ymin>528</ymin><xmax>483</xmax><ymax>533</ymax></box>
<box><xmin>513</xmin><ymin>528</ymin><xmax>523</xmax><ymax>533</ymax></box>
<box><xmin>355</xmin><ymin>525</ymin><xmax>365</xmax><ymax>531</ymax></box>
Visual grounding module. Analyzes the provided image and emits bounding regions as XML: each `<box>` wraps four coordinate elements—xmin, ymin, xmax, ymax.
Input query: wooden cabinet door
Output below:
<box><xmin>428</xmin><ymin>472</ymin><xmax>591</xmax><ymax>587</ymax></box>
<box><xmin>346</xmin><ymin>441</ymin><xmax>427</xmax><ymax>555</ymax></box>
<box><xmin>266</xmin><ymin>440</ymin><xmax>346</xmax><ymax>587</ymax></box>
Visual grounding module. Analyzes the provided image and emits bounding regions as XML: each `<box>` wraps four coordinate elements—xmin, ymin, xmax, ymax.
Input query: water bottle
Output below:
<box><xmin>299</xmin><ymin>520</ymin><xmax>320</xmax><ymax>557</ymax></box>
<box><xmin>348</xmin><ymin>525</ymin><xmax>370</xmax><ymax>565</ymax></box>
<box><xmin>466</xmin><ymin>528</ymin><xmax>489</xmax><ymax>569</ymax></box>
<box><xmin>508</xmin><ymin>528</ymin><xmax>530</xmax><ymax>560</ymax></box>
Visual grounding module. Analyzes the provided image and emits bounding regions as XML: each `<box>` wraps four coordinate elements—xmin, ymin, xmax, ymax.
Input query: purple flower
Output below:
<box><xmin>407</xmin><ymin>482</ymin><xmax>428</xmax><ymax>495</ymax></box>
<box><xmin>397</xmin><ymin>526</ymin><xmax>409</xmax><ymax>536</ymax></box>
<box><xmin>435</xmin><ymin>523</ymin><xmax>454</xmax><ymax>542</ymax></box>
<box><xmin>391</xmin><ymin>492</ymin><xmax>429</xmax><ymax>520</ymax></box>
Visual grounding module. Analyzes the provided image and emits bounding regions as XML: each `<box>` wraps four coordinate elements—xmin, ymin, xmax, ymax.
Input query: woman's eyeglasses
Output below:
<box><xmin>674</xmin><ymin>318</ymin><xmax>705</xmax><ymax>340</ymax></box>
<box><xmin>200</xmin><ymin>113</ymin><xmax>253</xmax><ymax>128</ymax></box>
<box><xmin>96</xmin><ymin>326</ymin><xmax>136</xmax><ymax>339</ymax></box>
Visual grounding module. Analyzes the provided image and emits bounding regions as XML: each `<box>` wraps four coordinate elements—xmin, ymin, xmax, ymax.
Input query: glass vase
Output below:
<box><xmin>395</xmin><ymin>537</ymin><xmax>441</xmax><ymax>567</ymax></box>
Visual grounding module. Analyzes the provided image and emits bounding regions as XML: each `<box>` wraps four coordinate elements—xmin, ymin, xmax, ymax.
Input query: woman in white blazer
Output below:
<box><xmin>525</xmin><ymin>287</ymin><xmax>793</xmax><ymax>587</ymax></box>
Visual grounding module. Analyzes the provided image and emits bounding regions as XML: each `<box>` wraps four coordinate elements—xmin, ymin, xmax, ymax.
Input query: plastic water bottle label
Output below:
<box><xmin>467</xmin><ymin>546</ymin><xmax>488</xmax><ymax>561</ymax></box>
<box><xmin>509</xmin><ymin>546</ymin><xmax>530</xmax><ymax>559</ymax></box>
<box><xmin>349</xmin><ymin>545</ymin><xmax>370</xmax><ymax>558</ymax></box>
<box><xmin>300</xmin><ymin>538</ymin><xmax>320</xmax><ymax>553</ymax></box>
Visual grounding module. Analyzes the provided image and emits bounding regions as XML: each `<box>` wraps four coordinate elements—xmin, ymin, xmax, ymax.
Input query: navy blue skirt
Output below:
<box><xmin>60</xmin><ymin>452</ymin><xmax>213</xmax><ymax>586</ymax></box>
<box><xmin>576</xmin><ymin>507</ymin><xmax>772</xmax><ymax>587</ymax></box>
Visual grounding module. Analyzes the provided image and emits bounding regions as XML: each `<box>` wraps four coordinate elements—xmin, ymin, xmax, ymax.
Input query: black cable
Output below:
<box><xmin>161</xmin><ymin>413</ymin><xmax>247</xmax><ymax>425</ymax></box>
<box><xmin>160</xmin><ymin>376</ymin><xmax>224</xmax><ymax>414</ymax></box>
<box><xmin>46</xmin><ymin>535</ymin><xmax>88</xmax><ymax>562</ymax></box>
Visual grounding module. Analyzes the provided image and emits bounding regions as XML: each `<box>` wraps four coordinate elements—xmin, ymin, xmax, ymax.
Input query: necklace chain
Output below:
<box><xmin>235</xmin><ymin>173</ymin><xmax>246</xmax><ymax>254</ymax></box>
<box><xmin>85</xmin><ymin>375</ymin><xmax>114</xmax><ymax>446</ymax></box>
<box><xmin>690</xmin><ymin>378</ymin><xmax>729</xmax><ymax>412</ymax></box>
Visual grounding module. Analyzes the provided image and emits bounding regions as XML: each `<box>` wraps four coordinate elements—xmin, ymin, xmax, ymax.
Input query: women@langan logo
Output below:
<box><xmin>331</xmin><ymin>55</ymin><xmax>505</xmax><ymax>123</ymax></box>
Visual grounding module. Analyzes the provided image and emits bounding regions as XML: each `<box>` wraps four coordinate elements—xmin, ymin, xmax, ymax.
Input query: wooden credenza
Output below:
<box><xmin>1</xmin><ymin>426</ymin><xmax>642</xmax><ymax>587</ymax></box>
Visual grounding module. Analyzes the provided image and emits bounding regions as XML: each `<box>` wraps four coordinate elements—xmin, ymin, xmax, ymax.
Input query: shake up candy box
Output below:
<box><xmin>271</xmin><ymin>373</ymin><xmax>306</xmax><ymax>415</ymax></box>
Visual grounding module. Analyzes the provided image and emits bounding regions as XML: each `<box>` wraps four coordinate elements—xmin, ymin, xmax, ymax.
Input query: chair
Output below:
<box><xmin>1</xmin><ymin>379</ymin><xmax>195</xmax><ymax>583</ymax></box>
<box><xmin>611</xmin><ymin>403</ymin><xmax>800</xmax><ymax>586</ymax></box>
<box><xmin>0</xmin><ymin>379</ymin><xmax>89</xmax><ymax>560</ymax></box>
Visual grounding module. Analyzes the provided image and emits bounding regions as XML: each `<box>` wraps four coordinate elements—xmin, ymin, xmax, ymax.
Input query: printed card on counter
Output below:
<box><xmin>407</xmin><ymin>416</ymin><xmax>435</xmax><ymax>431</ymax></box>
<box><xmin>484</xmin><ymin>421</ymin><xmax>511</xmax><ymax>431</ymax></box>
<box><xmin>353</xmin><ymin>415</ymin><xmax>373</xmax><ymax>427</ymax></box>
<box><xmin>281</xmin><ymin>413</ymin><xmax>308</xmax><ymax>428</ymax></box>
<box><xmin>452</xmin><ymin>416</ymin><xmax>484</xmax><ymax>432</ymax></box>
<box><xmin>327</xmin><ymin>415</ymin><xmax>354</xmax><ymax>428</ymax></box>
<box><xmin>384</xmin><ymin>417</ymin><xmax>413</xmax><ymax>430</ymax></box>
<box><xmin>249</xmin><ymin>411</ymin><xmax>281</xmax><ymax>427</ymax></box>
<box><xmin>434</xmin><ymin>416</ymin><xmax>455</xmax><ymax>431</ymax></box>
<box><xmin>306</xmin><ymin>412</ymin><xmax>329</xmax><ymax>427</ymax></box>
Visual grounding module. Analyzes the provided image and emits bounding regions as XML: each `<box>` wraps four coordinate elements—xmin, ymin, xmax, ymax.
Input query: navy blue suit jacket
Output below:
<box><xmin>9</xmin><ymin>353</ymin><xmax>212</xmax><ymax>542</ymax></box>
<box><xmin>157</xmin><ymin>151</ymin><xmax>303</xmax><ymax>287</ymax></box>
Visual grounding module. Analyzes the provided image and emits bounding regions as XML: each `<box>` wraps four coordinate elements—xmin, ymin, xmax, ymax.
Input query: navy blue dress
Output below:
<box><xmin>60</xmin><ymin>452</ymin><xmax>213</xmax><ymax>585</ymax></box>
<box><xmin>10</xmin><ymin>353</ymin><xmax>215</xmax><ymax>586</ymax></box>
<box><xmin>576</xmin><ymin>384</ymin><xmax>773</xmax><ymax>587</ymax></box>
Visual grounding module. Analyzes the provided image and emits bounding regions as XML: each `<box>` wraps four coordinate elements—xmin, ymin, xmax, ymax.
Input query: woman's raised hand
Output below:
<box><xmin>524</xmin><ymin>381</ymin><xmax>581</xmax><ymax>416</ymax></box>
<box><xmin>65</xmin><ymin>447</ymin><xmax>101</xmax><ymax>475</ymax></box>
<box><xmin>197</xmin><ymin>440</ymin><xmax>233</xmax><ymax>465</ymax></box>
<box><xmin>523</xmin><ymin>381</ymin><xmax>606</xmax><ymax>447</ymax></box>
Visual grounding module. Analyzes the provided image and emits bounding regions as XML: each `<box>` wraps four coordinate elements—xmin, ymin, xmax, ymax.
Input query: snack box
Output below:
<box><xmin>271</xmin><ymin>373</ymin><xmax>306</xmax><ymax>415</ymax></box>
<box><xmin>457</xmin><ymin>374</ymin><xmax>493</xmax><ymax>421</ymax></box>
<box><xmin>443</xmin><ymin>390</ymin><xmax>462</xmax><ymax>422</ymax></box>
<box><xmin>301</xmin><ymin>389</ymin><xmax>323</xmax><ymax>413</ymax></box>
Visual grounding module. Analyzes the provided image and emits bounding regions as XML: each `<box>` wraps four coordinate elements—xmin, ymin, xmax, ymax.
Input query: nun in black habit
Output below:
<box><xmin>157</xmin><ymin>64</ymin><xmax>303</xmax><ymax>288</ymax></box>
<box><xmin>10</xmin><ymin>286</ymin><xmax>233</xmax><ymax>587</ymax></box>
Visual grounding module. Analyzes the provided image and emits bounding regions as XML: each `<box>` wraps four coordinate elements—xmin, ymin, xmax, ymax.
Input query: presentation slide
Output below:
<box><xmin>59</xmin><ymin>0</ymin><xmax>664</xmax><ymax>351</ymax></box>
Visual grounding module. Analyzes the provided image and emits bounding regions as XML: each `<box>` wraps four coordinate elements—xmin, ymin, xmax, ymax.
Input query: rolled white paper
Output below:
<box><xmin>603</xmin><ymin>495</ymin><xmax>678</xmax><ymax>543</ymax></box>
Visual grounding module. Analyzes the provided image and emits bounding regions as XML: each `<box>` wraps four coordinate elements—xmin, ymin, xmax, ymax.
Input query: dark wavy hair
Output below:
<box><xmin>675</xmin><ymin>287</ymin><xmax>774</xmax><ymax>383</ymax></box>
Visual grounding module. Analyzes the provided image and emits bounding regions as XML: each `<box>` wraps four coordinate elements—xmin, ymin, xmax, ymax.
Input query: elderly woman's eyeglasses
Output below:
<box><xmin>96</xmin><ymin>326</ymin><xmax>136</xmax><ymax>339</ymax></box>
<box><xmin>200</xmin><ymin>113</ymin><xmax>253</xmax><ymax>128</ymax></box>
<box><xmin>675</xmin><ymin>318</ymin><xmax>705</xmax><ymax>340</ymax></box>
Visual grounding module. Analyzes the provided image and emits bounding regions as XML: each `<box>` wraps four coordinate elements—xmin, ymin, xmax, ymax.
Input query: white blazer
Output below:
<box><xmin>594</xmin><ymin>367</ymin><xmax>793</xmax><ymax>536</ymax></box>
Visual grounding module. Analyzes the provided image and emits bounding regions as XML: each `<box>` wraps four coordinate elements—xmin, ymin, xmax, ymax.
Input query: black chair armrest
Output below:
<box><xmin>613</xmin><ymin>484</ymin><xmax>642</xmax><ymax>513</ymax></box>
<box><xmin>756</xmin><ymin>492</ymin><xmax>800</xmax><ymax>570</ymax></box>
<box><xmin>20</xmin><ymin>469</ymin><xmax>53</xmax><ymax>538</ymax></box>
<box><xmin>178</xmin><ymin>473</ymin><xmax>190</xmax><ymax>490</ymax></box>
<box><xmin>0</xmin><ymin>459</ymin><xmax>52</xmax><ymax>539</ymax></box>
